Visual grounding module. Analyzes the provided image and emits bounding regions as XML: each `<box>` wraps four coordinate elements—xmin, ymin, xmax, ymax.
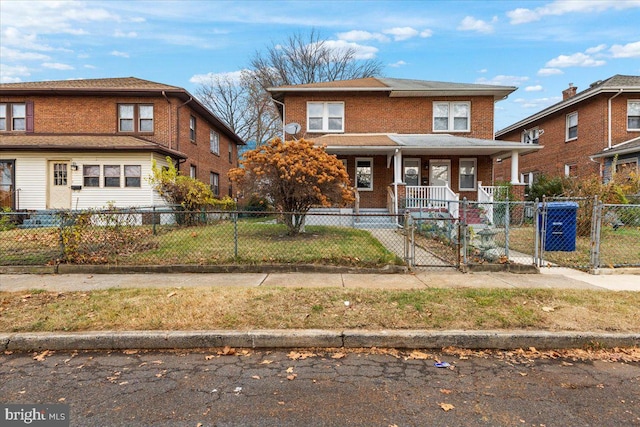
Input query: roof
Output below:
<box><xmin>0</xmin><ymin>77</ymin><xmax>245</xmax><ymax>146</ymax></box>
<box><xmin>591</xmin><ymin>136</ymin><xmax>640</xmax><ymax>159</ymax></box>
<box><xmin>0</xmin><ymin>134</ymin><xmax>187</xmax><ymax>159</ymax></box>
<box><xmin>310</xmin><ymin>133</ymin><xmax>541</xmax><ymax>158</ymax></box>
<box><xmin>268</xmin><ymin>77</ymin><xmax>516</xmax><ymax>101</ymax></box>
<box><xmin>497</xmin><ymin>74</ymin><xmax>640</xmax><ymax>137</ymax></box>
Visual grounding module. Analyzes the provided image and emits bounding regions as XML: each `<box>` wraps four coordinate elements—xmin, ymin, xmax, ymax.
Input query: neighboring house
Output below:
<box><xmin>494</xmin><ymin>75</ymin><xmax>640</xmax><ymax>186</ymax></box>
<box><xmin>0</xmin><ymin>77</ymin><xmax>244</xmax><ymax>211</ymax></box>
<box><xmin>267</xmin><ymin>77</ymin><xmax>540</xmax><ymax>217</ymax></box>
<box><xmin>591</xmin><ymin>135</ymin><xmax>640</xmax><ymax>183</ymax></box>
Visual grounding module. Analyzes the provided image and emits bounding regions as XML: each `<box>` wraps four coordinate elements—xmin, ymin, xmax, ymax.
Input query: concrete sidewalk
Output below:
<box><xmin>1</xmin><ymin>268</ymin><xmax>638</xmax><ymax>293</ymax></box>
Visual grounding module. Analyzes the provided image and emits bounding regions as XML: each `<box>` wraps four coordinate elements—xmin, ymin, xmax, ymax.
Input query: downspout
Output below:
<box><xmin>608</xmin><ymin>89</ymin><xmax>623</xmax><ymax>149</ymax></box>
<box><xmin>161</xmin><ymin>91</ymin><xmax>172</xmax><ymax>150</ymax></box>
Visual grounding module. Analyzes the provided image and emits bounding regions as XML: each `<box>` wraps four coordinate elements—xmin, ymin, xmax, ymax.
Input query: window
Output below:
<box><xmin>307</xmin><ymin>102</ymin><xmax>344</xmax><ymax>132</ymax></box>
<box><xmin>189</xmin><ymin>116</ymin><xmax>196</xmax><ymax>142</ymax></box>
<box><xmin>83</xmin><ymin>165</ymin><xmax>100</xmax><ymax>187</ymax></box>
<box><xmin>104</xmin><ymin>165</ymin><xmax>121</xmax><ymax>187</ymax></box>
<box><xmin>355</xmin><ymin>158</ymin><xmax>373</xmax><ymax>191</ymax></box>
<box><xmin>564</xmin><ymin>164</ymin><xmax>577</xmax><ymax>177</ymax></box>
<box><xmin>0</xmin><ymin>103</ymin><xmax>27</xmax><ymax>131</ymax></box>
<box><xmin>433</xmin><ymin>102</ymin><xmax>470</xmax><ymax>132</ymax></box>
<box><xmin>522</xmin><ymin>127</ymin><xmax>542</xmax><ymax>144</ymax></box>
<box><xmin>190</xmin><ymin>165</ymin><xmax>196</xmax><ymax>179</ymax></box>
<box><xmin>228</xmin><ymin>142</ymin><xmax>233</xmax><ymax>163</ymax></box>
<box><xmin>629</xmin><ymin>101</ymin><xmax>640</xmax><ymax>130</ymax></box>
<box><xmin>124</xmin><ymin>165</ymin><xmax>141</xmax><ymax>187</ymax></box>
<box><xmin>566</xmin><ymin>112</ymin><xmax>578</xmax><ymax>141</ymax></box>
<box><xmin>615</xmin><ymin>159</ymin><xmax>638</xmax><ymax>180</ymax></box>
<box><xmin>210</xmin><ymin>130</ymin><xmax>220</xmax><ymax>155</ymax></box>
<box><xmin>118</xmin><ymin>104</ymin><xmax>153</xmax><ymax>132</ymax></box>
<box><xmin>210</xmin><ymin>172</ymin><xmax>219</xmax><ymax>196</ymax></box>
<box><xmin>459</xmin><ymin>158</ymin><xmax>477</xmax><ymax>190</ymax></box>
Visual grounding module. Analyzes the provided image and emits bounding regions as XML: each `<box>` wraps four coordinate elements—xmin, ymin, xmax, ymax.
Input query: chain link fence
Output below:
<box><xmin>1</xmin><ymin>198</ymin><xmax>638</xmax><ymax>272</ymax></box>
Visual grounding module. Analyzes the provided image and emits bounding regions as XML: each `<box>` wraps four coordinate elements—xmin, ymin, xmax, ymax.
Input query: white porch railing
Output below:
<box><xmin>477</xmin><ymin>181</ymin><xmax>494</xmax><ymax>225</ymax></box>
<box><xmin>405</xmin><ymin>185</ymin><xmax>460</xmax><ymax>218</ymax></box>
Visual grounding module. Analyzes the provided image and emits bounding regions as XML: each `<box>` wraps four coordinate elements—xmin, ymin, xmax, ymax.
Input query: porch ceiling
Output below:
<box><xmin>311</xmin><ymin>133</ymin><xmax>542</xmax><ymax>158</ymax></box>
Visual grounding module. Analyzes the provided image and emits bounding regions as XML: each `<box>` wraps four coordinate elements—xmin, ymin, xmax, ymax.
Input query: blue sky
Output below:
<box><xmin>1</xmin><ymin>0</ymin><xmax>639</xmax><ymax>131</ymax></box>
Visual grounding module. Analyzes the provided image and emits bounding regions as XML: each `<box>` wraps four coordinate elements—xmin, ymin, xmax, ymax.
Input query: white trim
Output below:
<box><xmin>459</xmin><ymin>157</ymin><xmax>477</xmax><ymax>191</ymax></box>
<box><xmin>306</xmin><ymin>101</ymin><xmax>345</xmax><ymax>133</ymax></box>
<box><xmin>565</xmin><ymin>111</ymin><xmax>578</xmax><ymax>142</ymax></box>
<box><xmin>429</xmin><ymin>159</ymin><xmax>451</xmax><ymax>187</ymax></box>
<box><xmin>355</xmin><ymin>157</ymin><xmax>373</xmax><ymax>191</ymax></box>
<box><xmin>628</xmin><ymin>99</ymin><xmax>640</xmax><ymax>131</ymax></box>
<box><xmin>433</xmin><ymin>101</ymin><xmax>470</xmax><ymax>133</ymax></box>
<box><xmin>403</xmin><ymin>158</ymin><xmax>421</xmax><ymax>186</ymax></box>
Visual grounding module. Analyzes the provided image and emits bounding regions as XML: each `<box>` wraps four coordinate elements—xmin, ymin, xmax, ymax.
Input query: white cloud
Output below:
<box><xmin>337</xmin><ymin>30</ymin><xmax>389</xmax><ymax>43</ymax></box>
<box><xmin>525</xmin><ymin>85</ymin><xmax>543</xmax><ymax>92</ymax></box>
<box><xmin>476</xmin><ymin>75</ymin><xmax>529</xmax><ymax>86</ymax></box>
<box><xmin>507</xmin><ymin>0</ymin><xmax>640</xmax><ymax>25</ymax></box>
<box><xmin>538</xmin><ymin>68</ymin><xmax>564</xmax><ymax>76</ymax></box>
<box><xmin>84</xmin><ymin>64</ymin><xmax>97</xmax><ymax>69</ymax></box>
<box><xmin>383</xmin><ymin>27</ymin><xmax>419</xmax><ymax>41</ymax></box>
<box><xmin>585</xmin><ymin>44</ymin><xmax>607</xmax><ymax>54</ymax></box>
<box><xmin>514</xmin><ymin>96</ymin><xmax>562</xmax><ymax>109</ymax></box>
<box><xmin>389</xmin><ymin>60</ymin><xmax>407</xmax><ymax>68</ymax></box>
<box><xmin>610</xmin><ymin>40</ymin><xmax>640</xmax><ymax>58</ymax></box>
<box><xmin>114</xmin><ymin>30</ymin><xmax>138</xmax><ymax>38</ymax></box>
<box><xmin>457</xmin><ymin>16</ymin><xmax>496</xmax><ymax>34</ymax></box>
<box><xmin>0</xmin><ymin>46</ymin><xmax>50</xmax><ymax>62</ymax></box>
<box><xmin>0</xmin><ymin>64</ymin><xmax>31</xmax><ymax>83</ymax></box>
<box><xmin>190</xmin><ymin>70</ymin><xmax>248</xmax><ymax>85</ymax></box>
<box><xmin>546</xmin><ymin>52</ymin><xmax>605</xmax><ymax>67</ymax></box>
<box><xmin>323</xmin><ymin>40</ymin><xmax>378</xmax><ymax>60</ymax></box>
<box><xmin>478</xmin><ymin>68</ymin><xmax>488</xmax><ymax>73</ymax></box>
<box><xmin>110</xmin><ymin>50</ymin><xmax>130</xmax><ymax>58</ymax></box>
<box><xmin>420</xmin><ymin>29</ymin><xmax>433</xmax><ymax>38</ymax></box>
<box><xmin>42</xmin><ymin>62</ymin><xmax>74</xmax><ymax>70</ymax></box>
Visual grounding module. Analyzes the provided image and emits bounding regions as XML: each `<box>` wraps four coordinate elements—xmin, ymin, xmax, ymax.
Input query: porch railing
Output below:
<box><xmin>477</xmin><ymin>182</ymin><xmax>494</xmax><ymax>224</ymax></box>
<box><xmin>405</xmin><ymin>185</ymin><xmax>459</xmax><ymax>218</ymax></box>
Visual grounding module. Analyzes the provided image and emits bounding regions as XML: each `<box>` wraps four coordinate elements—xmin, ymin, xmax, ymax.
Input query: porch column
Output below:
<box><xmin>393</xmin><ymin>149</ymin><xmax>403</xmax><ymax>183</ymax></box>
<box><xmin>510</xmin><ymin>150</ymin><xmax>520</xmax><ymax>184</ymax></box>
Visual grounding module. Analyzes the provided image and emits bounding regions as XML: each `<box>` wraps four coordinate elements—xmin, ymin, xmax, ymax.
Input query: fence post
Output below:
<box><xmin>504</xmin><ymin>196</ymin><xmax>510</xmax><ymax>260</ymax></box>
<box><xmin>152</xmin><ymin>206</ymin><xmax>157</xmax><ymax>235</ymax></box>
<box><xmin>590</xmin><ymin>195</ymin><xmax>602</xmax><ymax>272</ymax></box>
<box><xmin>233</xmin><ymin>211</ymin><xmax>238</xmax><ymax>258</ymax></box>
<box><xmin>533</xmin><ymin>198</ymin><xmax>539</xmax><ymax>267</ymax></box>
<box><xmin>461</xmin><ymin>198</ymin><xmax>468</xmax><ymax>266</ymax></box>
<box><xmin>403</xmin><ymin>211</ymin><xmax>413</xmax><ymax>268</ymax></box>
<box><xmin>58</xmin><ymin>211</ymin><xmax>65</xmax><ymax>261</ymax></box>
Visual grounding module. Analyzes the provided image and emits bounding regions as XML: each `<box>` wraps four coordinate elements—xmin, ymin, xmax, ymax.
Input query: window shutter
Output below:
<box><xmin>26</xmin><ymin>101</ymin><xmax>34</xmax><ymax>133</ymax></box>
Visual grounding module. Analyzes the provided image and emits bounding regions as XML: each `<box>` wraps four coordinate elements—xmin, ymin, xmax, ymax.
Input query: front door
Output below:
<box><xmin>403</xmin><ymin>158</ymin><xmax>420</xmax><ymax>186</ymax></box>
<box><xmin>429</xmin><ymin>159</ymin><xmax>451</xmax><ymax>187</ymax></box>
<box><xmin>48</xmin><ymin>161</ymin><xmax>71</xmax><ymax>209</ymax></box>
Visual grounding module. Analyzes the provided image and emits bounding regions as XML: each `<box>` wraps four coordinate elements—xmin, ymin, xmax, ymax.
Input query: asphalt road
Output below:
<box><xmin>1</xmin><ymin>348</ymin><xmax>639</xmax><ymax>427</ymax></box>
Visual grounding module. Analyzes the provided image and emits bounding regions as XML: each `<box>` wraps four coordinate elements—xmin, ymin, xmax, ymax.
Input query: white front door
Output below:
<box><xmin>48</xmin><ymin>161</ymin><xmax>71</xmax><ymax>209</ymax></box>
<box><xmin>403</xmin><ymin>158</ymin><xmax>420</xmax><ymax>186</ymax></box>
<box><xmin>429</xmin><ymin>160</ymin><xmax>451</xmax><ymax>187</ymax></box>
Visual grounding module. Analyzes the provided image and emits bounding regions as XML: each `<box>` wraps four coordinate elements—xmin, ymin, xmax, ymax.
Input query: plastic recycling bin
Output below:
<box><xmin>538</xmin><ymin>202</ymin><xmax>578</xmax><ymax>251</ymax></box>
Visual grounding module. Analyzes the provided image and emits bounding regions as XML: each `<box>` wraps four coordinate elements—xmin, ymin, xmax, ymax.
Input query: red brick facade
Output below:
<box><xmin>495</xmin><ymin>88</ymin><xmax>640</xmax><ymax>182</ymax></box>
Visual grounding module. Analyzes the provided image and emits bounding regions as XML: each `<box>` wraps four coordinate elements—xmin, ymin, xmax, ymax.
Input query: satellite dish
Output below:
<box><xmin>284</xmin><ymin>122</ymin><xmax>301</xmax><ymax>135</ymax></box>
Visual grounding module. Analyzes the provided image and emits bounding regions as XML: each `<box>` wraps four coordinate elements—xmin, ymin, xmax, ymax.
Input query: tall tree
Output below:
<box><xmin>195</xmin><ymin>30</ymin><xmax>384</xmax><ymax>146</ymax></box>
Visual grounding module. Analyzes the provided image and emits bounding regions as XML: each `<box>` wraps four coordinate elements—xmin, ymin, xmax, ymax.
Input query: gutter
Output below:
<box><xmin>608</xmin><ymin>89</ymin><xmax>623</xmax><ymax>149</ymax></box>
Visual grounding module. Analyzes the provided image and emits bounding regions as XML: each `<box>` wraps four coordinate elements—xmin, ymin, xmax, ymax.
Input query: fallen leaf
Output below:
<box><xmin>406</xmin><ymin>350</ymin><xmax>431</xmax><ymax>360</ymax></box>
<box><xmin>439</xmin><ymin>403</ymin><xmax>455</xmax><ymax>411</ymax></box>
<box><xmin>218</xmin><ymin>346</ymin><xmax>236</xmax><ymax>356</ymax></box>
<box><xmin>519</xmin><ymin>372</ymin><xmax>528</xmax><ymax>376</ymax></box>
<box><xmin>287</xmin><ymin>374</ymin><xmax>297</xmax><ymax>381</ymax></box>
<box><xmin>288</xmin><ymin>351</ymin><xmax>315</xmax><ymax>360</ymax></box>
<box><xmin>286</xmin><ymin>367</ymin><xmax>294</xmax><ymax>373</ymax></box>
<box><xmin>123</xmin><ymin>350</ymin><xmax>138</xmax><ymax>355</ymax></box>
<box><xmin>440</xmin><ymin>389</ymin><xmax>452</xmax><ymax>395</ymax></box>
<box><xmin>33</xmin><ymin>350</ymin><xmax>51</xmax><ymax>362</ymax></box>
<box><xmin>167</xmin><ymin>291</ymin><xmax>177</xmax><ymax>298</ymax></box>
<box><xmin>260</xmin><ymin>360</ymin><xmax>274</xmax><ymax>365</ymax></box>
<box><xmin>331</xmin><ymin>352</ymin><xmax>346</xmax><ymax>359</ymax></box>
<box><xmin>252</xmin><ymin>375</ymin><xmax>261</xmax><ymax>380</ymax></box>
<box><xmin>58</xmin><ymin>398</ymin><xmax>65</xmax><ymax>402</ymax></box>
<box><xmin>119</xmin><ymin>381</ymin><xmax>129</xmax><ymax>386</ymax></box>
<box><xmin>205</xmin><ymin>355</ymin><xmax>215</xmax><ymax>361</ymax></box>
<box><xmin>542</xmin><ymin>306</ymin><xmax>555</xmax><ymax>312</ymax></box>
<box><xmin>278</xmin><ymin>401</ymin><xmax>285</xmax><ymax>405</ymax></box>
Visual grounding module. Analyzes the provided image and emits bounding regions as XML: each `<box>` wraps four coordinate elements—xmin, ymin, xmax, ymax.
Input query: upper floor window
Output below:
<box><xmin>189</xmin><ymin>116</ymin><xmax>196</xmax><ymax>142</ymax></box>
<box><xmin>0</xmin><ymin>103</ymin><xmax>26</xmax><ymax>131</ymax></box>
<box><xmin>228</xmin><ymin>142</ymin><xmax>233</xmax><ymax>163</ymax></box>
<box><xmin>628</xmin><ymin>101</ymin><xmax>640</xmax><ymax>130</ymax></box>
<box><xmin>566</xmin><ymin>112</ymin><xmax>578</xmax><ymax>141</ymax></box>
<box><xmin>433</xmin><ymin>102</ymin><xmax>470</xmax><ymax>132</ymax></box>
<box><xmin>210</xmin><ymin>130</ymin><xmax>220</xmax><ymax>155</ymax></box>
<box><xmin>307</xmin><ymin>102</ymin><xmax>344</xmax><ymax>133</ymax></box>
<box><xmin>522</xmin><ymin>127</ymin><xmax>542</xmax><ymax>144</ymax></box>
<box><xmin>118</xmin><ymin>104</ymin><xmax>153</xmax><ymax>133</ymax></box>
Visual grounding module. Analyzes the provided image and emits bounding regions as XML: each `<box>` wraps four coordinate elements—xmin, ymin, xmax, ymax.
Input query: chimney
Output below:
<box><xmin>562</xmin><ymin>83</ymin><xmax>577</xmax><ymax>100</ymax></box>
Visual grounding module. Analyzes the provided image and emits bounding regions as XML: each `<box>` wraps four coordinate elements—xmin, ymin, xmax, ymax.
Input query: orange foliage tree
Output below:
<box><xmin>229</xmin><ymin>138</ymin><xmax>354</xmax><ymax>235</ymax></box>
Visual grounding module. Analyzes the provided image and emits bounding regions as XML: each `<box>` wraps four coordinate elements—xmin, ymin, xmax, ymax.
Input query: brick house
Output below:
<box><xmin>494</xmin><ymin>75</ymin><xmax>640</xmax><ymax>186</ymax></box>
<box><xmin>0</xmin><ymin>77</ymin><xmax>244</xmax><ymax>211</ymax></box>
<box><xmin>267</xmin><ymin>77</ymin><xmax>540</xmax><ymax>216</ymax></box>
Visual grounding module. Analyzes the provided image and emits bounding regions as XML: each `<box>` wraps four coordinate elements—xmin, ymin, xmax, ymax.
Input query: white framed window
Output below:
<box><xmin>566</xmin><ymin>112</ymin><xmax>578</xmax><ymax>141</ymax></box>
<box><xmin>459</xmin><ymin>158</ymin><xmax>477</xmax><ymax>191</ymax></box>
<box><xmin>118</xmin><ymin>104</ymin><xmax>153</xmax><ymax>133</ymax></box>
<box><xmin>628</xmin><ymin>100</ymin><xmax>640</xmax><ymax>130</ymax></box>
<box><xmin>189</xmin><ymin>116</ymin><xmax>196</xmax><ymax>142</ymax></box>
<box><xmin>210</xmin><ymin>172</ymin><xmax>219</xmax><ymax>196</ymax></box>
<box><xmin>190</xmin><ymin>165</ymin><xmax>196</xmax><ymax>179</ymax></box>
<box><xmin>522</xmin><ymin>127</ymin><xmax>542</xmax><ymax>144</ymax></box>
<box><xmin>104</xmin><ymin>165</ymin><xmax>121</xmax><ymax>187</ymax></box>
<box><xmin>210</xmin><ymin>130</ymin><xmax>220</xmax><ymax>155</ymax></box>
<box><xmin>307</xmin><ymin>102</ymin><xmax>344</xmax><ymax>132</ymax></box>
<box><xmin>433</xmin><ymin>101</ymin><xmax>470</xmax><ymax>132</ymax></box>
<box><xmin>355</xmin><ymin>157</ymin><xmax>373</xmax><ymax>191</ymax></box>
<box><xmin>564</xmin><ymin>164</ymin><xmax>577</xmax><ymax>177</ymax></box>
<box><xmin>83</xmin><ymin>165</ymin><xmax>100</xmax><ymax>187</ymax></box>
<box><xmin>124</xmin><ymin>165</ymin><xmax>141</xmax><ymax>187</ymax></box>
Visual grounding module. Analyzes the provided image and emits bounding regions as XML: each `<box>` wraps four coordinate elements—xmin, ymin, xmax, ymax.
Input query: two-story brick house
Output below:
<box><xmin>0</xmin><ymin>77</ymin><xmax>244</xmax><ymax>211</ymax></box>
<box><xmin>494</xmin><ymin>75</ymin><xmax>640</xmax><ymax>186</ymax></box>
<box><xmin>267</xmin><ymin>77</ymin><xmax>540</xmax><ymax>216</ymax></box>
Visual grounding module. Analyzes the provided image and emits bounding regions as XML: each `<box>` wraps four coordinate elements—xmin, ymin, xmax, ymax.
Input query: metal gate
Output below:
<box><xmin>406</xmin><ymin>214</ymin><xmax>460</xmax><ymax>269</ymax></box>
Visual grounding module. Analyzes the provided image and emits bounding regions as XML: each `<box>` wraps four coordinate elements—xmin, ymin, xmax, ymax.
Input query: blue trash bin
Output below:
<box><xmin>538</xmin><ymin>202</ymin><xmax>578</xmax><ymax>251</ymax></box>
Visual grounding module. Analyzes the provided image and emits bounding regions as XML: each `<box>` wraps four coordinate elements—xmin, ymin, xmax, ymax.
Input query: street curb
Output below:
<box><xmin>2</xmin><ymin>330</ymin><xmax>638</xmax><ymax>352</ymax></box>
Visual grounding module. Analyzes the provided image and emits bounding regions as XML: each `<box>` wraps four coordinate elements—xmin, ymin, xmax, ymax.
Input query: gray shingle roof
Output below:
<box><xmin>591</xmin><ymin>136</ymin><xmax>640</xmax><ymax>159</ymax></box>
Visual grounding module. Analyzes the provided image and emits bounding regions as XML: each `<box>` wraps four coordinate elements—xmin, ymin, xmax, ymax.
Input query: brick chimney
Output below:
<box><xmin>562</xmin><ymin>83</ymin><xmax>577</xmax><ymax>100</ymax></box>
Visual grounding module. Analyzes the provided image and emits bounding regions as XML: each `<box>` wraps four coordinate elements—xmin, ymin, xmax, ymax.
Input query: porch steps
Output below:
<box><xmin>18</xmin><ymin>211</ymin><xmax>65</xmax><ymax>228</ymax></box>
<box><xmin>463</xmin><ymin>207</ymin><xmax>486</xmax><ymax>225</ymax></box>
<box><xmin>354</xmin><ymin>209</ymin><xmax>397</xmax><ymax>229</ymax></box>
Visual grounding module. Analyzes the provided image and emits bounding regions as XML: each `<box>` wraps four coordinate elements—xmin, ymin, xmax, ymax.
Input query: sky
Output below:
<box><xmin>1</xmin><ymin>0</ymin><xmax>639</xmax><ymax>131</ymax></box>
